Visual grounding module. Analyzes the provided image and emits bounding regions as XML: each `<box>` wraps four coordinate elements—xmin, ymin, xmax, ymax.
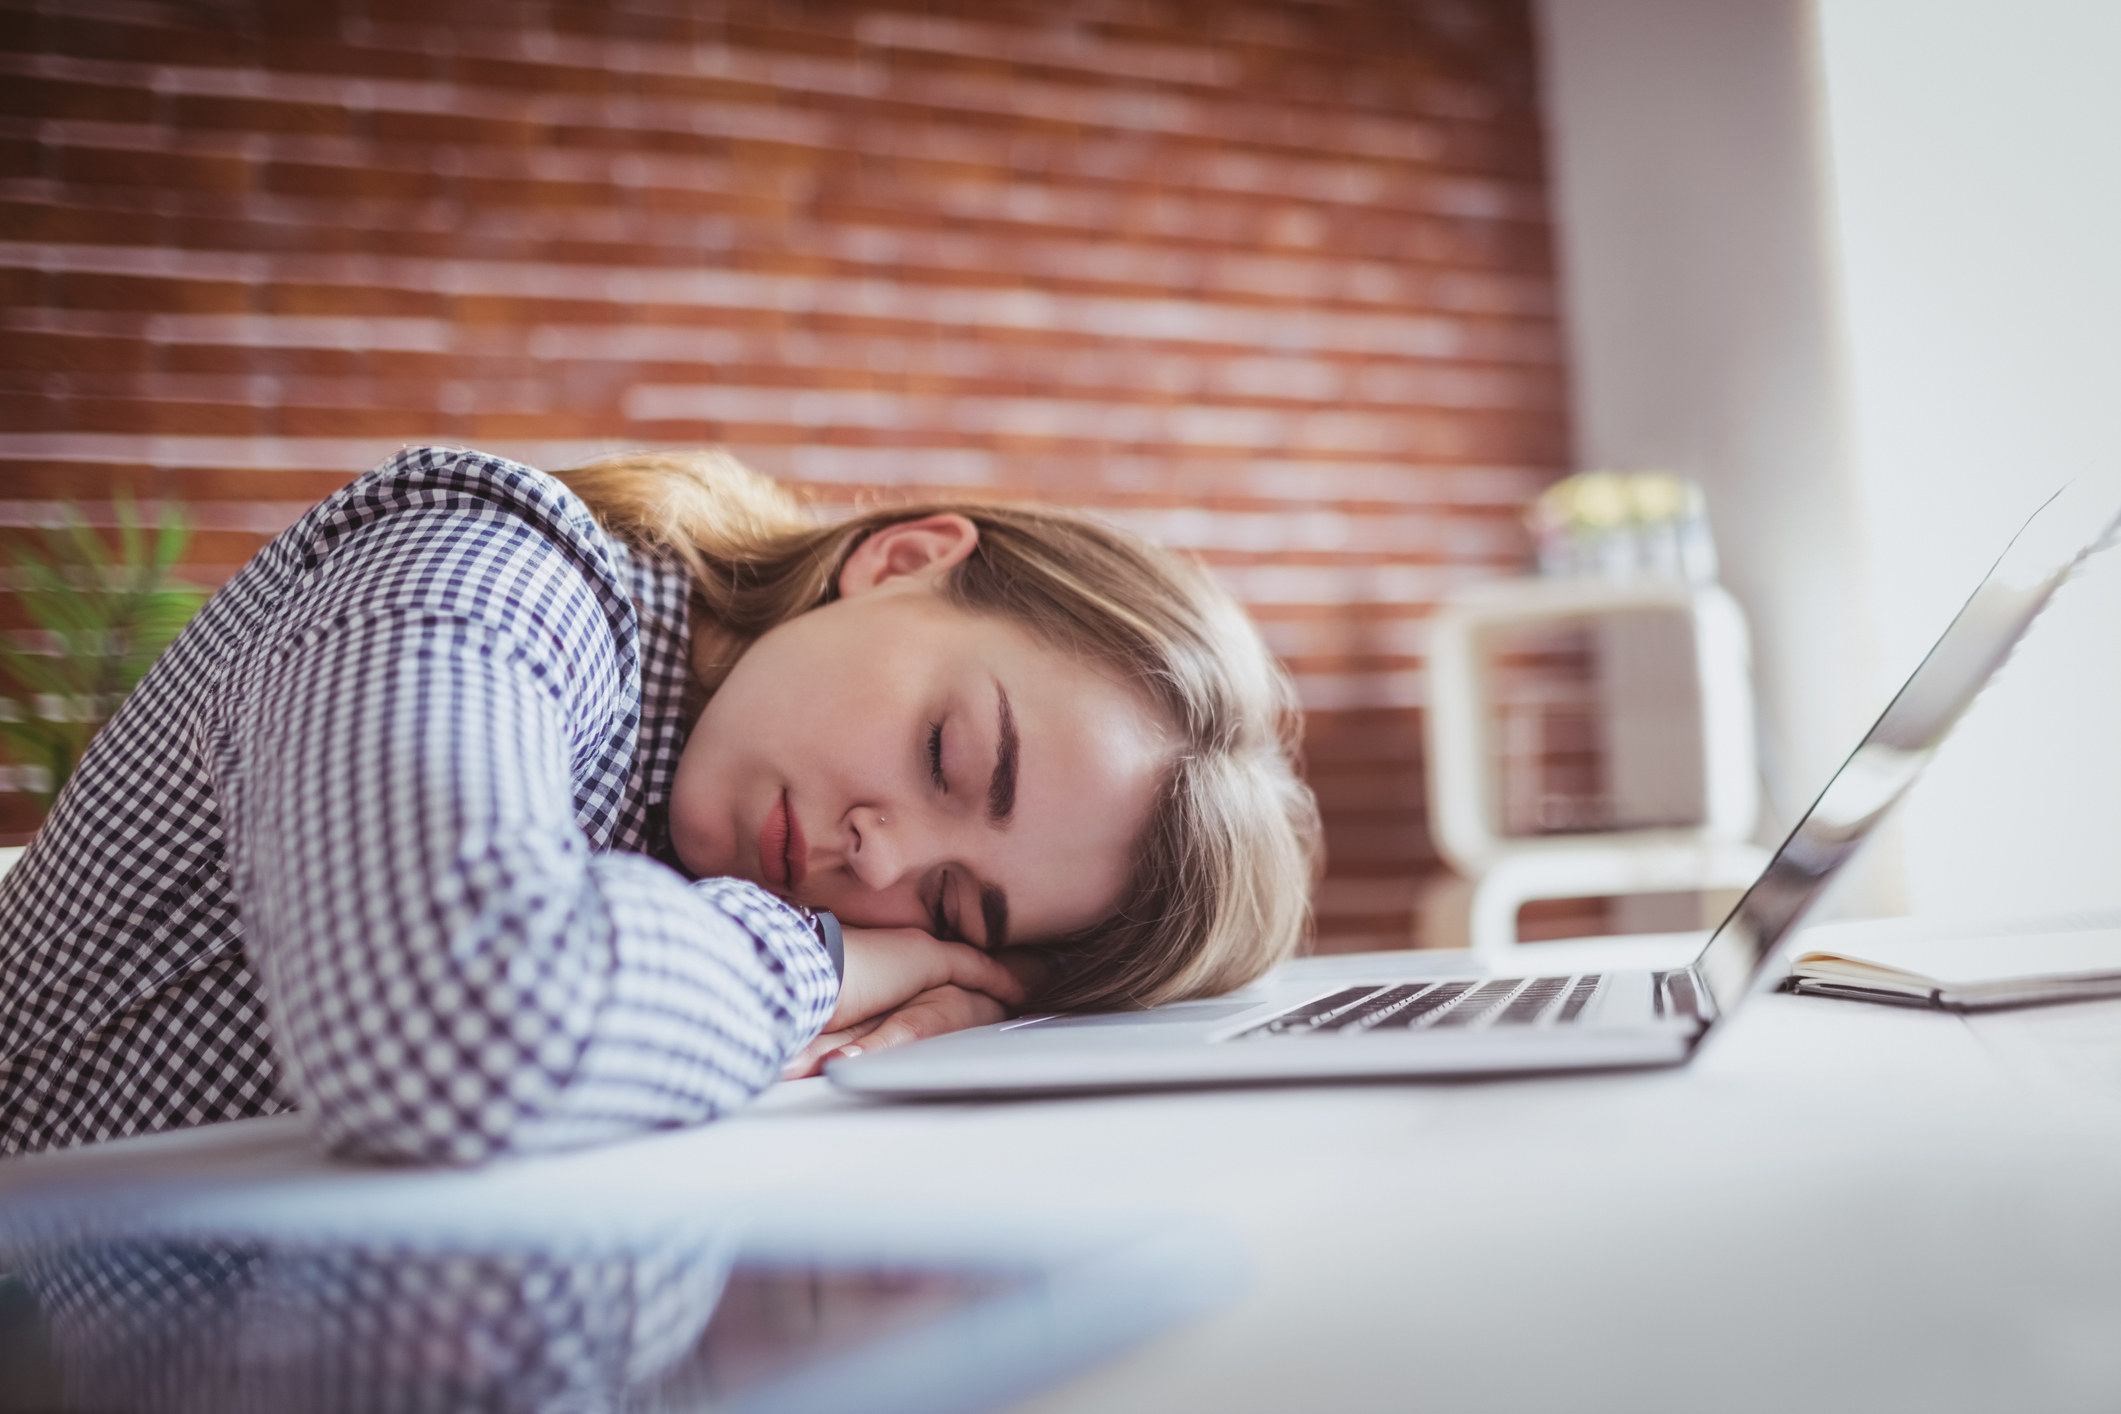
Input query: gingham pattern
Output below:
<box><xmin>27</xmin><ymin>1236</ymin><xmax>733</xmax><ymax>1413</ymax></box>
<box><xmin>0</xmin><ymin>447</ymin><xmax>838</xmax><ymax>1163</ymax></box>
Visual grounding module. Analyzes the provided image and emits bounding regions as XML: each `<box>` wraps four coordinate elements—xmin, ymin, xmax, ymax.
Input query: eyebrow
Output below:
<box><xmin>986</xmin><ymin>682</ymin><xmax>1018</xmax><ymax>828</ymax></box>
<box><xmin>980</xmin><ymin>882</ymin><xmax>1010</xmax><ymax>951</ymax></box>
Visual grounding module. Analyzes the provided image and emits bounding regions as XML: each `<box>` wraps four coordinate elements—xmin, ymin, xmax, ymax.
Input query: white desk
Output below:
<box><xmin>8</xmin><ymin>940</ymin><xmax>2121</xmax><ymax>1413</ymax></box>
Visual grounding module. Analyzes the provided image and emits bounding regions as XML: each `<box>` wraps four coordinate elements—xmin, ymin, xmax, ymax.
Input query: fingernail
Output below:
<box><xmin>831</xmin><ymin>1044</ymin><xmax>863</xmax><ymax>1060</ymax></box>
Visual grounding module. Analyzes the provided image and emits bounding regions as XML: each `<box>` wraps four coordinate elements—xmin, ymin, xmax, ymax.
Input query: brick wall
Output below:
<box><xmin>0</xmin><ymin>0</ymin><xmax>1572</xmax><ymax>950</ymax></box>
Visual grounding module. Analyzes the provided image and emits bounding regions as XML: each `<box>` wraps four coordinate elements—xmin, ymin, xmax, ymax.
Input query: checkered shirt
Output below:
<box><xmin>0</xmin><ymin>447</ymin><xmax>840</xmax><ymax>1164</ymax></box>
<box><xmin>26</xmin><ymin>1235</ymin><xmax>734</xmax><ymax>1411</ymax></box>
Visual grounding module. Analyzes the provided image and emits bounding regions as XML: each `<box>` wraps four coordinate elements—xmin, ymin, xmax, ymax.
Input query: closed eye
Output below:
<box><xmin>927</xmin><ymin>719</ymin><xmax>947</xmax><ymax>791</ymax></box>
<box><xmin>929</xmin><ymin>867</ymin><xmax>960</xmax><ymax>941</ymax></box>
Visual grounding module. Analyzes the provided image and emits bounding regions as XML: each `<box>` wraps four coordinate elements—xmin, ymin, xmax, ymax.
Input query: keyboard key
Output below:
<box><xmin>1232</xmin><ymin>986</ymin><xmax>1382</xmax><ymax>1039</ymax></box>
<box><xmin>1312</xmin><ymin>984</ymin><xmax>1434</xmax><ymax>1033</ymax></box>
<box><xmin>1556</xmin><ymin>975</ymin><xmax>1601</xmax><ymax>1023</ymax></box>
<box><xmin>1427</xmin><ymin>978</ymin><xmax>1523</xmax><ymax>1029</ymax></box>
<box><xmin>1365</xmin><ymin>980</ymin><xmax>1478</xmax><ymax>1030</ymax></box>
<box><xmin>1493</xmin><ymin>975</ymin><xmax>1569</xmax><ymax>1025</ymax></box>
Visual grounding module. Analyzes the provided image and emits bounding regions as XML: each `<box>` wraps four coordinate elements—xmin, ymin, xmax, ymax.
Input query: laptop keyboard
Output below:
<box><xmin>1228</xmin><ymin>975</ymin><xmax>1603</xmax><ymax>1041</ymax></box>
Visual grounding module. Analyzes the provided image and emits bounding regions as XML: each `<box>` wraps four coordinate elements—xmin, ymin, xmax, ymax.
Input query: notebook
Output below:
<box><xmin>1785</xmin><ymin>916</ymin><xmax>2121</xmax><ymax>1012</ymax></box>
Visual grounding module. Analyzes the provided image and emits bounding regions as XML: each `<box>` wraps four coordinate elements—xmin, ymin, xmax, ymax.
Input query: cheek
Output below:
<box><xmin>711</xmin><ymin>629</ymin><xmax>853</xmax><ymax>751</ymax></box>
<box><xmin>666</xmin><ymin>735</ymin><xmax>734</xmax><ymax>875</ymax></box>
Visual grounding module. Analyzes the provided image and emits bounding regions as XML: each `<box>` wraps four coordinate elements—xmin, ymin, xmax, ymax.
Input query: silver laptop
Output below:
<box><xmin>831</xmin><ymin>480</ymin><xmax>2121</xmax><ymax>1098</ymax></box>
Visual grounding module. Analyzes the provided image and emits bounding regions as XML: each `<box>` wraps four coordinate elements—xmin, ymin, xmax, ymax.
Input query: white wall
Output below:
<box><xmin>1815</xmin><ymin>0</ymin><xmax>2121</xmax><ymax>923</ymax></box>
<box><xmin>1538</xmin><ymin>0</ymin><xmax>2121</xmax><ymax>926</ymax></box>
<box><xmin>1534</xmin><ymin>0</ymin><xmax>1898</xmax><ymax>914</ymax></box>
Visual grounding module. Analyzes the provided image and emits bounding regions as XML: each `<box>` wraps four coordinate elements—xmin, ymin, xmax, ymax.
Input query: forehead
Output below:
<box><xmin>968</xmin><ymin>618</ymin><xmax>1171</xmax><ymax>940</ymax></box>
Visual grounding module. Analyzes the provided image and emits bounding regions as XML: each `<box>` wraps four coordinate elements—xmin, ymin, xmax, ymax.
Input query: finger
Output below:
<box><xmin>785</xmin><ymin>1030</ymin><xmax>859</xmax><ymax>1079</ymax></box>
<box><xmin>995</xmin><ymin>949</ymin><xmax>1050</xmax><ymax>1000</ymax></box>
<box><xmin>854</xmin><ymin>987</ymin><xmax>1007</xmax><ymax>1055</ymax></box>
<box><xmin>783</xmin><ymin>1016</ymin><xmax>886</xmax><ymax>1079</ymax></box>
<box><xmin>808</xmin><ymin>984</ymin><xmax>1009</xmax><ymax>1075</ymax></box>
<box><xmin>936</xmin><ymin>943</ymin><xmax>1031</xmax><ymax>1007</ymax></box>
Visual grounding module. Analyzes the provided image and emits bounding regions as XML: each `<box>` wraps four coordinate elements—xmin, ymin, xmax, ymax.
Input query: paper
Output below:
<box><xmin>1793</xmin><ymin>928</ymin><xmax>2121</xmax><ymax>987</ymax></box>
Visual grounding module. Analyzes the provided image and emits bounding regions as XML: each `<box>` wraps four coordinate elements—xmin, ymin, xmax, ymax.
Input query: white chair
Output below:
<box><xmin>1419</xmin><ymin>578</ymin><xmax>1768</xmax><ymax>958</ymax></box>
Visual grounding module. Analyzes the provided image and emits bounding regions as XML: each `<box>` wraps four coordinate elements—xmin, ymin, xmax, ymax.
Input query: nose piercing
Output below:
<box><xmin>877</xmin><ymin>814</ymin><xmax>887</xmax><ymax>826</ymax></box>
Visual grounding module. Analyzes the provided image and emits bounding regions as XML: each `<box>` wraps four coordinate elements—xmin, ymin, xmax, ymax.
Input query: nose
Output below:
<box><xmin>845</xmin><ymin>805</ymin><xmax>916</xmax><ymax>893</ymax></box>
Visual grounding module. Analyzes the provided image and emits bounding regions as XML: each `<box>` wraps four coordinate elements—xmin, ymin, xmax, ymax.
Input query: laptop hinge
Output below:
<box><xmin>1655</xmin><ymin>968</ymin><xmax>1719</xmax><ymax>1028</ymax></box>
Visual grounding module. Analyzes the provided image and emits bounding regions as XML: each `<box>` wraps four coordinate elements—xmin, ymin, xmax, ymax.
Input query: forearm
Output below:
<box><xmin>504</xmin><ymin>861</ymin><xmax>837</xmax><ymax>1153</ymax></box>
<box><xmin>223</xmin><ymin>523</ymin><xmax>837</xmax><ymax>1162</ymax></box>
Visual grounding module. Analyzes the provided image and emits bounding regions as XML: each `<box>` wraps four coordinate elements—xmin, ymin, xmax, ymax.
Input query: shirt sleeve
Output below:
<box><xmin>219</xmin><ymin>510</ymin><xmax>839</xmax><ymax>1164</ymax></box>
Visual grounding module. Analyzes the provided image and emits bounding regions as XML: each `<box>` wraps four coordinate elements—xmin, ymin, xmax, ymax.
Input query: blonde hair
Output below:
<box><xmin>556</xmin><ymin>450</ymin><xmax>1321</xmax><ymax>1010</ymax></box>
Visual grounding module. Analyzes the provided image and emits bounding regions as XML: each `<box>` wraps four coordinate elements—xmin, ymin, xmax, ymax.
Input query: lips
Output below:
<box><xmin>758</xmin><ymin>788</ymin><xmax>808</xmax><ymax>891</ymax></box>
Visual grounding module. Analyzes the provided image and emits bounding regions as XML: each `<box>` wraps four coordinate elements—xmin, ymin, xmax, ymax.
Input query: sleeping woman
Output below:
<box><xmin>0</xmin><ymin>446</ymin><xmax>1318</xmax><ymax>1163</ymax></box>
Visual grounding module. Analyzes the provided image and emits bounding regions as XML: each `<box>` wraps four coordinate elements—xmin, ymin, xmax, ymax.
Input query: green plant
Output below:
<box><xmin>0</xmin><ymin>496</ymin><xmax>207</xmax><ymax>810</ymax></box>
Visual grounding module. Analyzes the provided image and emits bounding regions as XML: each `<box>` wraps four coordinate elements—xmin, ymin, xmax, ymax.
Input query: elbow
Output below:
<box><xmin>279</xmin><ymin>972</ymin><xmax>604</xmax><ymax>1166</ymax></box>
<box><xmin>291</xmin><ymin>1053</ymin><xmax>548</xmax><ymax>1166</ymax></box>
<box><xmin>305</xmin><ymin>1103</ymin><xmax>518</xmax><ymax>1167</ymax></box>
<box><xmin>299</xmin><ymin>1086</ymin><xmax>730</xmax><ymax>1167</ymax></box>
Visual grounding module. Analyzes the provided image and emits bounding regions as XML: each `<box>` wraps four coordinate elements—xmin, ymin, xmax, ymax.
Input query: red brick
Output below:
<box><xmin>464</xmin><ymin>410</ymin><xmax>620</xmax><ymax>440</ymax></box>
<box><xmin>264</xmin><ymin>282</ymin><xmax>443</xmax><ymax>319</ymax></box>
<box><xmin>1303</xmin><ymin>707</ymin><xmax>1427</xmax><ymax>758</ymax></box>
<box><xmin>369</xmin><ymin>109</ymin><xmax>545</xmax><ymax>149</ymax></box>
<box><xmin>256</xmin><ymin>36</ymin><xmax>435</xmax><ymax>84</ymax></box>
<box><xmin>50</xmin><ymin>16</ymin><xmax>254</xmax><ymax>69</ymax></box>
<box><xmin>0</xmin><ymin>794</ymin><xmax>47</xmax><ymax>843</ymax></box>
<box><xmin>0</xmin><ymin>460</ymin><xmax>153</xmax><ymax>499</ymax></box>
<box><xmin>167</xmin><ymin>528</ymin><xmax>275</xmax><ymax>566</ymax></box>
<box><xmin>59</xmin><ymin>145</ymin><xmax>253</xmax><ymax>195</ymax></box>
<box><xmin>170</xmin><ymin>94</ymin><xmax>356</xmax><ymax>137</ymax></box>
<box><xmin>158</xmin><ymin>343</ymin><xmax>352</xmax><ymax>378</ymax></box>
<box><xmin>545</xmin><ymin>3</ymin><xmax>702</xmax><ymax>46</ymax></box>
<box><xmin>0</xmin><ymin>331</ymin><xmax>153</xmax><ymax>374</ymax></box>
<box><xmin>0</xmin><ymin>389</ymin><xmax>60</xmax><ymax>430</ymax></box>
<box><xmin>450</xmin><ymin>294</ymin><xmax>624</xmax><ymax>326</ymax></box>
<box><xmin>0</xmin><ymin>76</ymin><xmax>157</xmax><ymax>124</ymax></box>
<box><xmin>0</xmin><ymin>199</ymin><xmax>161</xmax><ymax>246</ymax></box>
<box><xmin>1517</xmin><ymin>898</ymin><xmax>1615</xmax><ymax>943</ymax></box>
<box><xmin>54</xmin><ymin>273</ymin><xmax>250</xmax><ymax>315</ymax></box>
<box><xmin>63</xmin><ymin>396</ymin><xmax>261</xmax><ymax>436</ymax></box>
<box><xmin>0</xmin><ymin>7</ymin><xmax>44</xmax><ymax>55</ymax></box>
<box><xmin>1315</xmin><ymin>819</ymin><xmax>1433</xmax><ymax>864</ymax></box>
<box><xmin>453</xmin><ymin>55</ymin><xmax>615</xmax><ymax>98</ymax></box>
<box><xmin>262</xmin><ymin>159</ymin><xmax>442</xmax><ymax>203</ymax></box>
<box><xmin>273</xmin><ymin>405</ymin><xmax>445</xmax><ymax>438</ymax></box>
<box><xmin>1308</xmin><ymin>771</ymin><xmax>1428</xmax><ymax>813</ymax></box>
<box><xmin>0</xmin><ymin>135</ymin><xmax>41</xmax><ymax>182</ymax></box>
<box><xmin>455</xmin><ymin>174</ymin><xmax>616</xmax><ymax>210</ymax></box>
<box><xmin>162</xmin><ymin>466</ymin><xmax>355</xmax><ymax>503</ymax></box>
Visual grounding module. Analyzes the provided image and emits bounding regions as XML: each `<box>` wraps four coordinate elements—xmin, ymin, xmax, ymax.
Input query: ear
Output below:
<box><xmin>837</xmin><ymin>514</ymin><xmax>981</xmax><ymax>597</ymax></box>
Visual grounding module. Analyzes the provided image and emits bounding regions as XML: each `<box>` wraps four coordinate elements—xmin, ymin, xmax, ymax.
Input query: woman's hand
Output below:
<box><xmin>782</xmin><ymin>929</ymin><xmax>1049</xmax><ymax>1080</ymax></box>
<box><xmin>783</xmin><ymin>984</ymin><xmax>1008</xmax><ymax>1079</ymax></box>
<box><xmin>827</xmin><ymin>925</ymin><xmax>1029</xmax><ymax>1033</ymax></box>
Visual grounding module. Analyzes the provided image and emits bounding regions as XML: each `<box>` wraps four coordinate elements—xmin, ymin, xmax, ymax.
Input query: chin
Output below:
<box><xmin>665</xmin><ymin>825</ymin><xmax>734</xmax><ymax>885</ymax></box>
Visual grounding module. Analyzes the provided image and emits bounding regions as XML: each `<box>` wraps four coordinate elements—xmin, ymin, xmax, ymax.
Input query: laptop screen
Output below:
<box><xmin>1691</xmin><ymin>480</ymin><xmax>2121</xmax><ymax>1017</ymax></box>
